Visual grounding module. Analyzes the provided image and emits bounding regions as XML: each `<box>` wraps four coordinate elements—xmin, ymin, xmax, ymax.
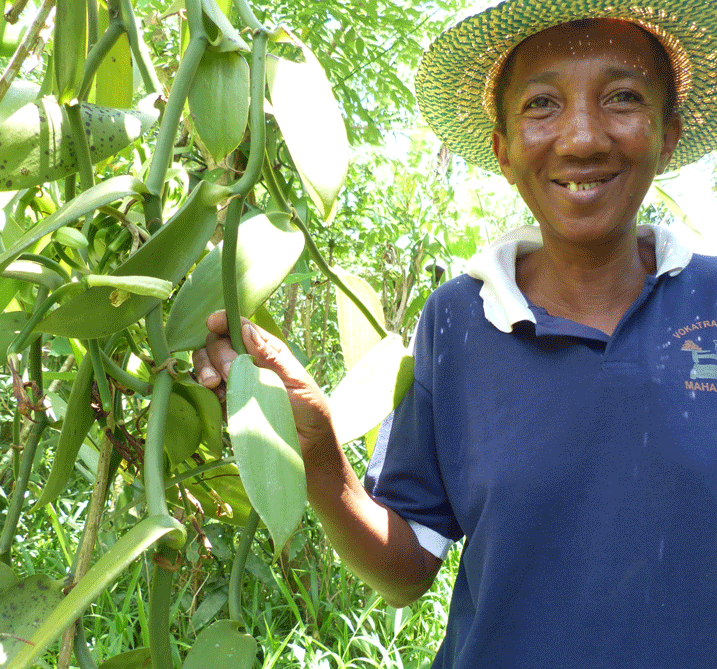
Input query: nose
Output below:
<box><xmin>554</xmin><ymin>99</ymin><xmax>611</xmax><ymax>158</ymax></box>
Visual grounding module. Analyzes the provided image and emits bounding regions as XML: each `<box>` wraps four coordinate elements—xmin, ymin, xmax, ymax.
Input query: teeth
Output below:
<box><xmin>566</xmin><ymin>181</ymin><xmax>602</xmax><ymax>192</ymax></box>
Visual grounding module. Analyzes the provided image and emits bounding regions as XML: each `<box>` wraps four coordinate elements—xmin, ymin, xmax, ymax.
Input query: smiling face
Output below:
<box><xmin>492</xmin><ymin>19</ymin><xmax>682</xmax><ymax>249</ymax></box>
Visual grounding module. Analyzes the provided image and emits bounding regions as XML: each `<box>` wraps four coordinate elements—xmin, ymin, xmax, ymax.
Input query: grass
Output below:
<box><xmin>3</xmin><ymin>423</ymin><xmax>460</xmax><ymax>668</ymax></box>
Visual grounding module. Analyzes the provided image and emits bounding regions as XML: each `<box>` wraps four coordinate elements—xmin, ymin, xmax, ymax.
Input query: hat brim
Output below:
<box><xmin>416</xmin><ymin>0</ymin><xmax>717</xmax><ymax>172</ymax></box>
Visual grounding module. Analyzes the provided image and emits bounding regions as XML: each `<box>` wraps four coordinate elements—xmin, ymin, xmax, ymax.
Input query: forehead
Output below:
<box><xmin>503</xmin><ymin>19</ymin><xmax>665</xmax><ymax>94</ymax></box>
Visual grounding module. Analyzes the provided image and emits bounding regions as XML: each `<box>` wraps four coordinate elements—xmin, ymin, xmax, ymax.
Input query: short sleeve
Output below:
<box><xmin>364</xmin><ymin>305</ymin><xmax>463</xmax><ymax>554</ymax></box>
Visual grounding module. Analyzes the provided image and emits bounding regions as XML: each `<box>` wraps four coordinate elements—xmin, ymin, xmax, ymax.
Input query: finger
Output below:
<box><xmin>192</xmin><ymin>347</ymin><xmax>222</xmax><ymax>389</ymax></box>
<box><xmin>241</xmin><ymin>319</ymin><xmax>313</xmax><ymax>386</ymax></box>
<box><xmin>205</xmin><ymin>331</ymin><xmax>239</xmax><ymax>382</ymax></box>
<box><xmin>206</xmin><ymin>310</ymin><xmax>229</xmax><ymax>335</ymax></box>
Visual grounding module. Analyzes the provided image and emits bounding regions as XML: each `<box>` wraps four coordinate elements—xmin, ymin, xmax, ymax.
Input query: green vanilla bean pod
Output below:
<box><xmin>55</xmin><ymin>0</ymin><xmax>88</xmax><ymax>104</ymax></box>
<box><xmin>88</xmin><ymin>339</ymin><xmax>112</xmax><ymax>415</ymax></box>
<box><xmin>223</xmin><ymin>30</ymin><xmax>269</xmax><ymax>348</ymax></box>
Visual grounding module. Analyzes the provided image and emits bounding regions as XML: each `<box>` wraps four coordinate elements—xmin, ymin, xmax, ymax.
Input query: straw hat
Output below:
<box><xmin>415</xmin><ymin>0</ymin><xmax>717</xmax><ymax>173</ymax></box>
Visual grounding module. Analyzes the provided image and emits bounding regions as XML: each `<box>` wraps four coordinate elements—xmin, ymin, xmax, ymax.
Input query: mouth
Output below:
<box><xmin>553</xmin><ymin>174</ymin><xmax>618</xmax><ymax>192</ymax></box>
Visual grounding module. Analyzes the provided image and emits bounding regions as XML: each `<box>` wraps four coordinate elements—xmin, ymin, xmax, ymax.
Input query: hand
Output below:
<box><xmin>192</xmin><ymin>311</ymin><xmax>336</xmax><ymax>456</ymax></box>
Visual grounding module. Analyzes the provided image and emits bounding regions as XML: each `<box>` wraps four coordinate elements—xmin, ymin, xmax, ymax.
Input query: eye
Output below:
<box><xmin>525</xmin><ymin>95</ymin><xmax>555</xmax><ymax>110</ymax></box>
<box><xmin>607</xmin><ymin>90</ymin><xmax>643</xmax><ymax>105</ymax></box>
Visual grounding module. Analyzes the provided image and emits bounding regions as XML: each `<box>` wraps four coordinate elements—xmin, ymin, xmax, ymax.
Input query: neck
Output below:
<box><xmin>517</xmin><ymin>229</ymin><xmax>656</xmax><ymax>334</ymax></box>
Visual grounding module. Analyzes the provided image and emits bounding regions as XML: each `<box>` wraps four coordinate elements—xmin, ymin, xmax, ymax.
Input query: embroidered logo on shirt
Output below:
<box><xmin>681</xmin><ymin>339</ymin><xmax>717</xmax><ymax>391</ymax></box>
<box><xmin>672</xmin><ymin>320</ymin><xmax>717</xmax><ymax>393</ymax></box>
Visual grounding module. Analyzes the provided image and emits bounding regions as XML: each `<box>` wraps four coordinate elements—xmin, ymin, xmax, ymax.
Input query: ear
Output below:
<box><xmin>492</xmin><ymin>129</ymin><xmax>515</xmax><ymax>184</ymax></box>
<box><xmin>657</xmin><ymin>113</ymin><xmax>682</xmax><ymax>174</ymax></box>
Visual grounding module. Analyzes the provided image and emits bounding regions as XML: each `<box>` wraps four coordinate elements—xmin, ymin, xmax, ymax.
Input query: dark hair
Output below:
<box><xmin>493</xmin><ymin>21</ymin><xmax>678</xmax><ymax>134</ymax></box>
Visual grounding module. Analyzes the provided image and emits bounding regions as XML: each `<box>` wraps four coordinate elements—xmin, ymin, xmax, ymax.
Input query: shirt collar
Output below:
<box><xmin>465</xmin><ymin>224</ymin><xmax>693</xmax><ymax>333</ymax></box>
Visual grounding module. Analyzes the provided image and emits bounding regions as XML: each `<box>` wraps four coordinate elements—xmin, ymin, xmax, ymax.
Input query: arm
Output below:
<box><xmin>192</xmin><ymin>312</ymin><xmax>442</xmax><ymax>607</ymax></box>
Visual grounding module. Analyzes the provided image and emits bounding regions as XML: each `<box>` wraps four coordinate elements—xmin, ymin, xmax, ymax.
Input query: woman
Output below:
<box><xmin>194</xmin><ymin>0</ymin><xmax>717</xmax><ymax>665</ymax></box>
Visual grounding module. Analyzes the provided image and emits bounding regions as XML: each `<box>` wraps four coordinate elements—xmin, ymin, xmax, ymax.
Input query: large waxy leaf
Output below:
<box><xmin>0</xmin><ymin>574</ymin><xmax>65</xmax><ymax>666</ymax></box>
<box><xmin>182</xmin><ymin>620</ymin><xmax>256</xmax><ymax>669</ymax></box>
<box><xmin>172</xmin><ymin>377</ymin><xmax>223</xmax><ymax>459</ymax></box>
<box><xmin>0</xmin><ymin>563</ymin><xmax>18</xmax><ymax>596</ymax></box>
<box><xmin>98</xmin><ymin>648</ymin><xmax>152</xmax><ymax>669</ymax></box>
<box><xmin>2</xmin><ymin>259</ymin><xmax>64</xmax><ymax>291</ymax></box>
<box><xmin>164</xmin><ymin>392</ymin><xmax>203</xmax><ymax>468</ymax></box>
<box><xmin>30</xmin><ymin>354</ymin><xmax>95</xmax><ymax>512</ymax></box>
<box><xmin>165</xmin><ymin>211</ymin><xmax>303</xmax><ymax>351</ymax></box>
<box><xmin>35</xmin><ymin>181</ymin><xmax>230</xmax><ymax>338</ymax></box>
<box><xmin>0</xmin><ymin>81</ymin><xmax>40</xmax><ymax>124</ymax></box>
<box><xmin>94</xmin><ymin>5</ymin><xmax>133</xmax><ymax>109</ymax></box>
<box><xmin>6</xmin><ymin>515</ymin><xmax>186</xmax><ymax>669</ymax></box>
<box><xmin>54</xmin><ymin>0</ymin><xmax>87</xmax><ymax>104</ymax></box>
<box><xmin>0</xmin><ymin>175</ymin><xmax>148</xmax><ymax>273</ymax></box>
<box><xmin>334</xmin><ymin>267</ymin><xmax>385</xmax><ymax>370</ymax></box>
<box><xmin>227</xmin><ymin>355</ymin><xmax>306</xmax><ymax>558</ymax></box>
<box><xmin>329</xmin><ymin>334</ymin><xmax>414</xmax><ymax>445</ymax></box>
<box><xmin>0</xmin><ymin>99</ymin><xmax>157</xmax><ymax>191</ymax></box>
<box><xmin>189</xmin><ymin>50</ymin><xmax>249</xmax><ymax>162</ymax></box>
<box><xmin>266</xmin><ymin>34</ymin><xmax>348</xmax><ymax>221</ymax></box>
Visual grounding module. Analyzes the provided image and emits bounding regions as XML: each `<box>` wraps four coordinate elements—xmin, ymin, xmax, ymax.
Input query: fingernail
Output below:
<box><xmin>199</xmin><ymin>368</ymin><xmax>219</xmax><ymax>386</ymax></box>
<box><xmin>243</xmin><ymin>321</ymin><xmax>262</xmax><ymax>346</ymax></box>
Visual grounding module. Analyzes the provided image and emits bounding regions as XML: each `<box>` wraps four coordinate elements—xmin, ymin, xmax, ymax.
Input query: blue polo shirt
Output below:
<box><xmin>365</xmin><ymin>225</ymin><xmax>717</xmax><ymax>668</ymax></box>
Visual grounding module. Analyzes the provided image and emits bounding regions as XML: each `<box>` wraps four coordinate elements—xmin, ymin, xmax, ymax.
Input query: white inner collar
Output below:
<box><xmin>465</xmin><ymin>225</ymin><xmax>693</xmax><ymax>333</ymax></box>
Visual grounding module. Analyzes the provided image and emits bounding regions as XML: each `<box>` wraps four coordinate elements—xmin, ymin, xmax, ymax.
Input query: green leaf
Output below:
<box><xmin>0</xmin><ymin>563</ymin><xmax>18</xmax><ymax>596</ymax></box>
<box><xmin>0</xmin><ymin>311</ymin><xmax>32</xmax><ymax>365</ymax></box>
<box><xmin>97</xmin><ymin>647</ymin><xmax>152</xmax><ymax>669</ymax></box>
<box><xmin>189</xmin><ymin>50</ymin><xmax>249</xmax><ymax>162</ymax></box>
<box><xmin>170</xmin><ymin>454</ymin><xmax>252</xmax><ymax>526</ymax></box>
<box><xmin>35</xmin><ymin>181</ymin><xmax>230</xmax><ymax>338</ymax></box>
<box><xmin>94</xmin><ymin>5</ymin><xmax>133</xmax><ymax>109</ymax></box>
<box><xmin>165</xmin><ymin>211</ymin><xmax>303</xmax><ymax>351</ymax></box>
<box><xmin>172</xmin><ymin>380</ymin><xmax>223</xmax><ymax>459</ymax></box>
<box><xmin>0</xmin><ymin>175</ymin><xmax>148</xmax><ymax>273</ymax></box>
<box><xmin>182</xmin><ymin>620</ymin><xmax>256</xmax><ymax>669</ymax></box>
<box><xmin>6</xmin><ymin>515</ymin><xmax>186</xmax><ymax>669</ymax></box>
<box><xmin>0</xmin><ymin>81</ymin><xmax>40</xmax><ymax>124</ymax></box>
<box><xmin>164</xmin><ymin>392</ymin><xmax>203</xmax><ymax>468</ymax></box>
<box><xmin>2</xmin><ymin>260</ymin><xmax>64</xmax><ymax>291</ymax></box>
<box><xmin>0</xmin><ymin>98</ymin><xmax>158</xmax><ymax>191</ymax></box>
<box><xmin>266</xmin><ymin>33</ymin><xmax>348</xmax><ymax>221</ymax></box>
<box><xmin>0</xmin><ymin>574</ymin><xmax>65</xmax><ymax>666</ymax></box>
<box><xmin>329</xmin><ymin>334</ymin><xmax>414</xmax><ymax>445</ymax></box>
<box><xmin>29</xmin><ymin>354</ymin><xmax>95</xmax><ymax>511</ymax></box>
<box><xmin>54</xmin><ymin>0</ymin><xmax>87</xmax><ymax>104</ymax></box>
<box><xmin>227</xmin><ymin>355</ymin><xmax>306</xmax><ymax>558</ymax></box>
<box><xmin>334</xmin><ymin>267</ymin><xmax>385</xmax><ymax>370</ymax></box>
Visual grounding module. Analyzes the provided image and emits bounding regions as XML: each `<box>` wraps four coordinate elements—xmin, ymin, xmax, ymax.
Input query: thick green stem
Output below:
<box><xmin>119</xmin><ymin>0</ymin><xmax>162</xmax><ymax>95</ymax></box>
<box><xmin>144</xmin><ymin>306</ymin><xmax>173</xmax><ymax>519</ymax></box>
<box><xmin>145</xmin><ymin>36</ymin><xmax>207</xmax><ymax>199</ymax></box>
<box><xmin>100</xmin><ymin>350</ymin><xmax>152</xmax><ymax>395</ymax></box>
<box><xmin>87</xmin><ymin>0</ymin><xmax>99</xmax><ymax>51</ymax></box>
<box><xmin>222</xmin><ymin>31</ymin><xmax>269</xmax><ymax>351</ymax></box>
<box><xmin>149</xmin><ymin>543</ymin><xmax>178</xmax><ymax>669</ymax></box>
<box><xmin>232</xmin><ymin>0</ymin><xmax>267</xmax><ymax>33</ymax></box>
<box><xmin>66</xmin><ymin>102</ymin><xmax>95</xmax><ymax>191</ymax></box>
<box><xmin>17</xmin><ymin>253</ymin><xmax>71</xmax><ymax>283</ymax></box>
<box><xmin>221</xmin><ymin>197</ymin><xmax>247</xmax><ymax>355</ymax></box>
<box><xmin>78</xmin><ymin>19</ymin><xmax>123</xmax><ymax>101</ymax></box>
<box><xmin>228</xmin><ymin>31</ymin><xmax>268</xmax><ymax>199</ymax></box>
<box><xmin>8</xmin><ymin>282</ymin><xmax>83</xmax><ymax>355</ymax></box>
<box><xmin>228</xmin><ymin>508</ymin><xmax>260</xmax><ymax>625</ymax></box>
<box><xmin>88</xmin><ymin>339</ymin><xmax>113</xmax><ymax>415</ymax></box>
